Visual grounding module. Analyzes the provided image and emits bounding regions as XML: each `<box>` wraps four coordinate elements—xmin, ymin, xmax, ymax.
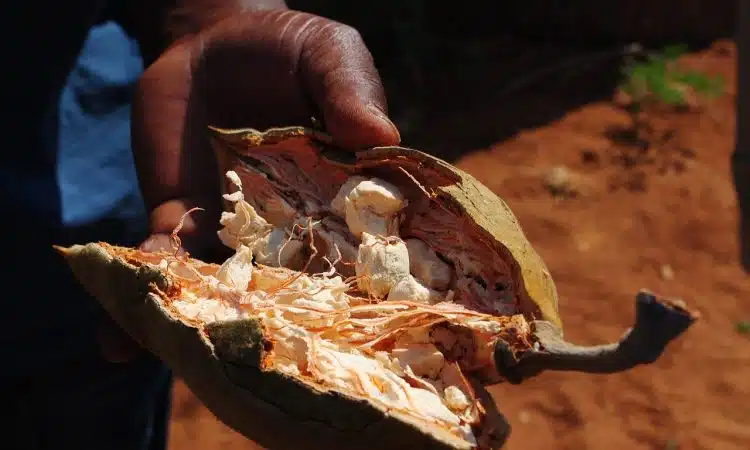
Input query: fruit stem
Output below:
<box><xmin>494</xmin><ymin>290</ymin><xmax>699</xmax><ymax>384</ymax></box>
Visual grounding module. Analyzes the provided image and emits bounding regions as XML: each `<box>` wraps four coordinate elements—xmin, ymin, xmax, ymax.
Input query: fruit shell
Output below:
<box><xmin>57</xmin><ymin>242</ymin><xmax>506</xmax><ymax>450</ymax></box>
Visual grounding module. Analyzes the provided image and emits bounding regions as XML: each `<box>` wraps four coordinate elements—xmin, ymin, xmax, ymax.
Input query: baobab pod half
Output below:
<box><xmin>56</xmin><ymin>126</ymin><xmax>698</xmax><ymax>450</ymax></box>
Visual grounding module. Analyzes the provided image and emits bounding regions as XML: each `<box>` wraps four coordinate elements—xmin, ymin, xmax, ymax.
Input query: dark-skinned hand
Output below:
<box><xmin>97</xmin><ymin>9</ymin><xmax>401</xmax><ymax>363</ymax></box>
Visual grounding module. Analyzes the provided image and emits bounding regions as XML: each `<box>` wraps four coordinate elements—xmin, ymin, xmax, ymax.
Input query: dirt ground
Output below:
<box><xmin>167</xmin><ymin>38</ymin><xmax>750</xmax><ymax>450</ymax></box>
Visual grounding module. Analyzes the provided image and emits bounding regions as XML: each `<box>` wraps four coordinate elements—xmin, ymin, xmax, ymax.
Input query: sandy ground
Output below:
<box><xmin>167</xmin><ymin>39</ymin><xmax>750</xmax><ymax>450</ymax></box>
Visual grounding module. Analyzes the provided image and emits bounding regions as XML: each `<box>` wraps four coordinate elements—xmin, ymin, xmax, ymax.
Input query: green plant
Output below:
<box><xmin>613</xmin><ymin>44</ymin><xmax>725</xmax><ymax>149</ymax></box>
<box><xmin>619</xmin><ymin>44</ymin><xmax>725</xmax><ymax>112</ymax></box>
<box><xmin>736</xmin><ymin>320</ymin><xmax>750</xmax><ymax>335</ymax></box>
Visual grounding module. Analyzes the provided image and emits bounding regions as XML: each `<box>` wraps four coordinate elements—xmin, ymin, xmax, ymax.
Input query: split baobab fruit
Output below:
<box><xmin>57</xmin><ymin>126</ymin><xmax>698</xmax><ymax>450</ymax></box>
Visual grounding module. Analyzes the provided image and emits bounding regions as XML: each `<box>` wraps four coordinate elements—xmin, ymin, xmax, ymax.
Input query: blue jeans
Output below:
<box><xmin>3</xmin><ymin>349</ymin><xmax>172</xmax><ymax>450</ymax></box>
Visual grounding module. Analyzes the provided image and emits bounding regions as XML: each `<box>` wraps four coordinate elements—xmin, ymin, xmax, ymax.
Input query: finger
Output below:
<box><xmin>131</xmin><ymin>42</ymin><xmax>222</xmax><ymax>240</ymax></box>
<box><xmin>139</xmin><ymin>233</ymin><xmax>186</xmax><ymax>256</ymax></box>
<box><xmin>299</xmin><ymin>21</ymin><xmax>401</xmax><ymax>149</ymax></box>
<box><xmin>144</xmin><ymin>198</ymin><xmax>227</xmax><ymax>261</ymax></box>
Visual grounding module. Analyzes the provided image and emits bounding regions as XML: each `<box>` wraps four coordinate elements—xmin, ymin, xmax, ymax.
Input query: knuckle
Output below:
<box><xmin>311</xmin><ymin>18</ymin><xmax>364</xmax><ymax>48</ymax></box>
<box><xmin>332</xmin><ymin>23</ymin><xmax>364</xmax><ymax>45</ymax></box>
<box><xmin>301</xmin><ymin>19</ymin><xmax>370</xmax><ymax>69</ymax></box>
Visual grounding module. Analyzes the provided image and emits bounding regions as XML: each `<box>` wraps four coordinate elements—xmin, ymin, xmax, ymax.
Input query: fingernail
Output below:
<box><xmin>367</xmin><ymin>104</ymin><xmax>401</xmax><ymax>144</ymax></box>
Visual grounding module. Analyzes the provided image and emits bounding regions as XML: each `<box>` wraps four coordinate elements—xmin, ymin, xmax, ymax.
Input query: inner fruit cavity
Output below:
<box><xmin>139</xmin><ymin>169</ymin><xmax>533</xmax><ymax>447</ymax></box>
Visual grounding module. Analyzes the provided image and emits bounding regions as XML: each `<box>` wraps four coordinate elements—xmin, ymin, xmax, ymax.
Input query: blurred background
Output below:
<box><xmin>168</xmin><ymin>2</ymin><xmax>749</xmax><ymax>449</ymax></box>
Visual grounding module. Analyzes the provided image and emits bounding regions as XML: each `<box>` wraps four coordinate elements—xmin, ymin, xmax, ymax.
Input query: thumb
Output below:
<box><xmin>139</xmin><ymin>232</ymin><xmax>186</xmax><ymax>255</ymax></box>
<box><xmin>300</xmin><ymin>23</ymin><xmax>400</xmax><ymax>149</ymax></box>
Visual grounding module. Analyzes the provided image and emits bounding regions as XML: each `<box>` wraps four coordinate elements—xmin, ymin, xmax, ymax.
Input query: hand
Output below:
<box><xmin>98</xmin><ymin>9</ymin><xmax>400</xmax><ymax>362</ymax></box>
<box><xmin>133</xmin><ymin>9</ymin><xmax>400</xmax><ymax>260</ymax></box>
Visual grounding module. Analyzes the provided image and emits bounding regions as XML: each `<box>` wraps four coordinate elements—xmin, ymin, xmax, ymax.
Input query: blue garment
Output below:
<box><xmin>0</xmin><ymin>7</ymin><xmax>171</xmax><ymax>449</ymax></box>
<box><xmin>3</xmin><ymin>18</ymin><xmax>148</xmax><ymax>376</ymax></box>
<box><xmin>58</xmin><ymin>21</ymin><xmax>147</xmax><ymax>228</ymax></box>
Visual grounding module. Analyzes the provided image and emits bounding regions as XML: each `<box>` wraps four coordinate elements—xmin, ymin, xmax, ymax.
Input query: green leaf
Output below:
<box><xmin>646</xmin><ymin>55</ymin><xmax>669</xmax><ymax>74</ymax></box>
<box><xmin>671</xmin><ymin>70</ymin><xmax>725</xmax><ymax>99</ymax></box>
<box><xmin>661</xmin><ymin>44</ymin><xmax>689</xmax><ymax>61</ymax></box>
<box><xmin>647</xmin><ymin>72</ymin><xmax>686</xmax><ymax>105</ymax></box>
<box><xmin>617</xmin><ymin>43</ymin><xmax>725</xmax><ymax>108</ymax></box>
<box><xmin>737</xmin><ymin>321</ymin><xmax>750</xmax><ymax>335</ymax></box>
<box><xmin>659</xmin><ymin>87</ymin><xmax>686</xmax><ymax>105</ymax></box>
